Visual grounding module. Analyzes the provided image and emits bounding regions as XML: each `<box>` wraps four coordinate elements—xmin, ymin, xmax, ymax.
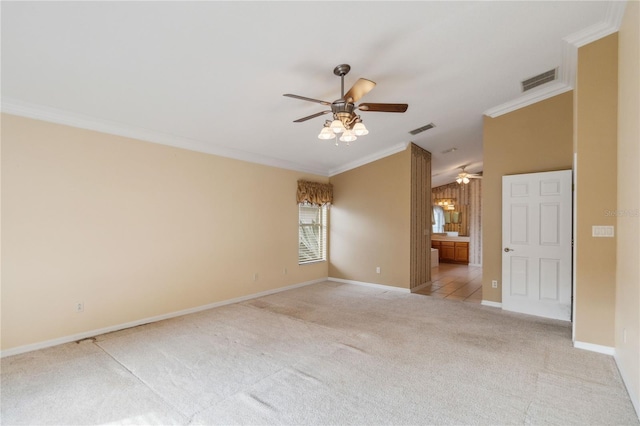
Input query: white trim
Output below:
<box><xmin>1</xmin><ymin>98</ymin><xmax>329</xmax><ymax>177</ymax></box>
<box><xmin>573</xmin><ymin>340</ymin><xmax>616</xmax><ymax>356</ymax></box>
<box><xmin>559</xmin><ymin>39</ymin><xmax>578</xmax><ymax>90</ymax></box>
<box><xmin>615</xmin><ymin>353</ymin><xmax>640</xmax><ymax>420</ymax></box>
<box><xmin>481</xmin><ymin>300</ymin><xmax>503</xmax><ymax>308</ymax></box>
<box><xmin>564</xmin><ymin>1</ymin><xmax>627</xmax><ymax>48</ymax></box>
<box><xmin>484</xmin><ymin>82</ymin><xmax>572</xmax><ymax>118</ymax></box>
<box><xmin>564</xmin><ymin>21</ymin><xmax>617</xmax><ymax>49</ymax></box>
<box><xmin>328</xmin><ymin>141</ymin><xmax>410</xmax><ymax>176</ymax></box>
<box><xmin>2</xmin><ymin>98</ymin><xmax>411</xmax><ymax>179</ymax></box>
<box><xmin>603</xmin><ymin>0</ymin><xmax>628</xmax><ymax>31</ymax></box>
<box><xmin>572</xmin><ymin>153</ymin><xmax>578</xmax><ymax>342</ymax></box>
<box><xmin>0</xmin><ymin>278</ymin><xmax>327</xmax><ymax>358</ymax></box>
<box><xmin>484</xmin><ymin>0</ymin><xmax>627</xmax><ymax>119</ymax></box>
<box><xmin>1</xmin><ymin>2</ymin><xmax>628</xmax><ymax>178</ymax></box>
<box><xmin>328</xmin><ymin>277</ymin><xmax>411</xmax><ymax>293</ymax></box>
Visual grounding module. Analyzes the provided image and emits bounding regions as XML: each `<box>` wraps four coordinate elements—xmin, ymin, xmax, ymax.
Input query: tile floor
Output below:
<box><xmin>413</xmin><ymin>263</ymin><xmax>482</xmax><ymax>303</ymax></box>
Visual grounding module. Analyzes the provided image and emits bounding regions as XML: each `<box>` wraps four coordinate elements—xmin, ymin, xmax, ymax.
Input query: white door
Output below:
<box><xmin>502</xmin><ymin>170</ymin><xmax>572</xmax><ymax>321</ymax></box>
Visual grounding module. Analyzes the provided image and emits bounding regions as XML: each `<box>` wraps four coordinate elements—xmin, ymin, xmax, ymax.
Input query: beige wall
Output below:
<box><xmin>574</xmin><ymin>34</ymin><xmax>618</xmax><ymax>347</ymax></box>
<box><xmin>1</xmin><ymin>114</ymin><xmax>328</xmax><ymax>351</ymax></box>
<box><xmin>482</xmin><ymin>92</ymin><xmax>574</xmax><ymax>302</ymax></box>
<box><xmin>616</xmin><ymin>0</ymin><xmax>640</xmax><ymax>412</ymax></box>
<box><xmin>328</xmin><ymin>147</ymin><xmax>411</xmax><ymax>289</ymax></box>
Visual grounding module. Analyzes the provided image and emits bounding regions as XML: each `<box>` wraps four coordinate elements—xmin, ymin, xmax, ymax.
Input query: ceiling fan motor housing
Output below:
<box><xmin>331</xmin><ymin>100</ymin><xmax>355</xmax><ymax>114</ymax></box>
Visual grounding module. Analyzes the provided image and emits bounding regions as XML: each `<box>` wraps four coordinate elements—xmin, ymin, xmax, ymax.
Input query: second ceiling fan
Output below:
<box><xmin>457</xmin><ymin>166</ymin><xmax>482</xmax><ymax>184</ymax></box>
<box><xmin>283</xmin><ymin>64</ymin><xmax>408</xmax><ymax>143</ymax></box>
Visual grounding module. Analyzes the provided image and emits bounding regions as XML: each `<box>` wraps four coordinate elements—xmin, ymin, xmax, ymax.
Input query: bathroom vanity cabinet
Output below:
<box><xmin>431</xmin><ymin>237</ymin><xmax>469</xmax><ymax>264</ymax></box>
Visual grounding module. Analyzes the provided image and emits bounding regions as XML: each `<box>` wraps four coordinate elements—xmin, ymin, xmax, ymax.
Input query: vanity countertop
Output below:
<box><xmin>432</xmin><ymin>235</ymin><xmax>470</xmax><ymax>242</ymax></box>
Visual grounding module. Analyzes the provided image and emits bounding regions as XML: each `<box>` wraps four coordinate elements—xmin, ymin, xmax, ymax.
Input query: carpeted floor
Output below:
<box><xmin>1</xmin><ymin>281</ymin><xmax>638</xmax><ymax>425</ymax></box>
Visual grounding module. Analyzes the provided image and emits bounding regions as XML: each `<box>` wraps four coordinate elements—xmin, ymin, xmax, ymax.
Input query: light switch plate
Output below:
<box><xmin>592</xmin><ymin>225</ymin><xmax>614</xmax><ymax>237</ymax></box>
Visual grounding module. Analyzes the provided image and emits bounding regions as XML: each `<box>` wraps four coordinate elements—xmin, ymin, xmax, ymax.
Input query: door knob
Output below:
<box><xmin>504</xmin><ymin>247</ymin><xmax>514</xmax><ymax>252</ymax></box>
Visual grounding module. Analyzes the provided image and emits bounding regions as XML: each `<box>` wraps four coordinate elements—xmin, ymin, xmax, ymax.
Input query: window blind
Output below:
<box><xmin>298</xmin><ymin>204</ymin><xmax>327</xmax><ymax>263</ymax></box>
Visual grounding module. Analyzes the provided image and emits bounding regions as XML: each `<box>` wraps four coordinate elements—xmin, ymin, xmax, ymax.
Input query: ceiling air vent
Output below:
<box><xmin>409</xmin><ymin>123</ymin><xmax>435</xmax><ymax>135</ymax></box>
<box><xmin>521</xmin><ymin>68</ymin><xmax>557</xmax><ymax>92</ymax></box>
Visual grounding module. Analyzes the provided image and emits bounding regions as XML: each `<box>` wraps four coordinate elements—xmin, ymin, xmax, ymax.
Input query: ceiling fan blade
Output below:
<box><xmin>283</xmin><ymin>94</ymin><xmax>331</xmax><ymax>106</ymax></box>
<box><xmin>293</xmin><ymin>110</ymin><xmax>331</xmax><ymax>123</ymax></box>
<box><xmin>343</xmin><ymin>78</ymin><xmax>376</xmax><ymax>103</ymax></box>
<box><xmin>358</xmin><ymin>103</ymin><xmax>408</xmax><ymax>113</ymax></box>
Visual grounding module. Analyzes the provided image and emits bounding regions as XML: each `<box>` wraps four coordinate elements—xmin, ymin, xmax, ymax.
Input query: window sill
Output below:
<box><xmin>298</xmin><ymin>259</ymin><xmax>327</xmax><ymax>266</ymax></box>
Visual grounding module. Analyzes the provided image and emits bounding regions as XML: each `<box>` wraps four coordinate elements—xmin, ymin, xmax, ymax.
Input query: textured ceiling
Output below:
<box><xmin>1</xmin><ymin>1</ymin><xmax>617</xmax><ymax>186</ymax></box>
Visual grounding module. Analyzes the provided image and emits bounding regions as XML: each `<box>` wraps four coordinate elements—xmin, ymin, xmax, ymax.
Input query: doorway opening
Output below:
<box><xmin>413</xmin><ymin>263</ymin><xmax>482</xmax><ymax>303</ymax></box>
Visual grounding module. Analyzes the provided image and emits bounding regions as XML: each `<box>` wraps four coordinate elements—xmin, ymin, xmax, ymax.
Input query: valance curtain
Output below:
<box><xmin>296</xmin><ymin>180</ymin><xmax>333</xmax><ymax>206</ymax></box>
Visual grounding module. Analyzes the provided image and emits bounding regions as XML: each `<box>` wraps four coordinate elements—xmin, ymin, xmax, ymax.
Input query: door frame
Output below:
<box><xmin>572</xmin><ymin>155</ymin><xmax>577</xmax><ymax>341</ymax></box>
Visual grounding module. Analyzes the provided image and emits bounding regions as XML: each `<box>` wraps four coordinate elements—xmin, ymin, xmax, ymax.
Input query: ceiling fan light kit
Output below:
<box><xmin>329</xmin><ymin>119</ymin><xmax>345</xmax><ymax>133</ymax></box>
<box><xmin>318</xmin><ymin>127</ymin><xmax>335</xmax><ymax>140</ymax></box>
<box><xmin>353</xmin><ymin>122</ymin><xmax>369</xmax><ymax>136</ymax></box>
<box><xmin>284</xmin><ymin>64</ymin><xmax>408</xmax><ymax>146</ymax></box>
<box><xmin>456</xmin><ymin>166</ymin><xmax>482</xmax><ymax>185</ymax></box>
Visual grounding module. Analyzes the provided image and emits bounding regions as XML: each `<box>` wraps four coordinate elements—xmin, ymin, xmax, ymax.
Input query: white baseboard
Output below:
<box><xmin>481</xmin><ymin>300</ymin><xmax>503</xmax><ymax>308</ymax></box>
<box><xmin>0</xmin><ymin>278</ymin><xmax>327</xmax><ymax>358</ymax></box>
<box><xmin>328</xmin><ymin>277</ymin><xmax>411</xmax><ymax>293</ymax></box>
<box><xmin>615</xmin><ymin>354</ymin><xmax>640</xmax><ymax>420</ymax></box>
<box><xmin>573</xmin><ymin>340</ymin><xmax>616</xmax><ymax>356</ymax></box>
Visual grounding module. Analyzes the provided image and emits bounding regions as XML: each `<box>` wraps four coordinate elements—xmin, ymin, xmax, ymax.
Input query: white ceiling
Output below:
<box><xmin>1</xmin><ymin>1</ymin><xmax>618</xmax><ymax>186</ymax></box>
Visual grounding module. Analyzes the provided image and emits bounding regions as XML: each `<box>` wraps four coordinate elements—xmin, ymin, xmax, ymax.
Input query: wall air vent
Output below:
<box><xmin>521</xmin><ymin>68</ymin><xmax>557</xmax><ymax>92</ymax></box>
<box><xmin>409</xmin><ymin>123</ymin><xmax>435</xmax><ymax>135</ymax></box>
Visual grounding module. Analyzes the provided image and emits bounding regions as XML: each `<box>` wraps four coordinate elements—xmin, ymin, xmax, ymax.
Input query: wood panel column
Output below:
<box><xmin>410</xmin><ymin>144</ymin><xmax>432</xmax><ymax>290</ymax></box>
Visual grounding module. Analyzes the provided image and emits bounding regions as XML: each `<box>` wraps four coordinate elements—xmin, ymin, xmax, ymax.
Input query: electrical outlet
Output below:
<box><xmin>76</xmin><ymin>302</ymin><xmax>84</xmax><ymax>313</ymax></box>
<box><xmin>492</xmin><ymin>280</ymin><xmax>498</xmax><ymax>288</ymax></box>
<box><xmin>283</xmin><ymin>267</ymin><xmax>287</xmax><ymax>275</ymax></box>
<box><xmin>253</xmin><ymin>273</ymin><xmax>258</xmax><ymax>281</ymax></box>
<box><xmin>376</xmin><ymin>267</ymin><xmax>381</xmax><ymax>274</ymax></box>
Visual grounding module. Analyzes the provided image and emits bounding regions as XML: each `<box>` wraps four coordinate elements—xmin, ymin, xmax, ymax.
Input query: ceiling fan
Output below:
<box><xmin>456</xmin><ymin>166</ymin><xmax>482</xmax><ymax>184</ymax></box>
<box><xmin>283</xmin><ymin>64</ymin><xmax>408</xmax><ymax>143</ymax></box>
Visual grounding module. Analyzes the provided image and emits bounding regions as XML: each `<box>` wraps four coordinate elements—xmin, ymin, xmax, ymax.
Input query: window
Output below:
<box><xmin>432</xmin><ymin>205</ymin><xmax>445</xmax><ymax>233</ymax></box>
<box><xmin>299</xmin><ymin>204</ymin><xmax>327</xmax><ymax>264</ymax></box>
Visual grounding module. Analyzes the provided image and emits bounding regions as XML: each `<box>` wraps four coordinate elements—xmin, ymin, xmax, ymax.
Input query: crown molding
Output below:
<box><xmin>564</xmin><ymin>0</ymin><xmax>627</xmax><ymax>48</ymax></box>
<box><xmin>1</xmin><ymin>97</ymin><xmax>410</xmax><ymax>178</ymax></box>
<box><xmin>328</xmin><ymin>141</ymin><xmax>410</xmax><ymax>177</ymax></box>
<box><xmin>1</xmin><ymin>98</ymin><xmax>329</xmax><ymax>177</ymax></box>
<box><xmin>484</xmin><ymin>82</ymin><xmax>573</xmax><ymax>118</ymax></box>
<box><xmin>3</xmin><ymin>2</ymin><xmax>627</xmax><ymax>175</ymax></box>
<box><xmin>484</xmin><ymin>0</ymin><xmax>627</xmax><ymax>119</ymax></box>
